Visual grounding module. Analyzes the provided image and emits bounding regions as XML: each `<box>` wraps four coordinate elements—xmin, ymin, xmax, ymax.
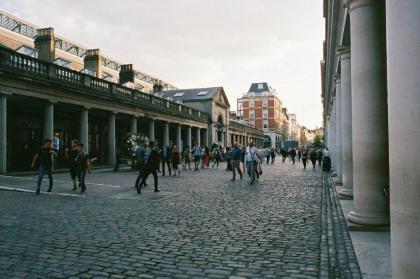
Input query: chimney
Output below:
<box><xmin>84</xmin><ymin>49</ymin><xmax>104</xmax><ymax>78</ymax></box>
<box><xmin>119</xmin><ymin>64</ymin><xmax>135</xmax><ymax>84</ymax></box>
<box><xmin>34</xmin><ymin>28</ymin><xmax>55</xmax><ymax>62</ymax></box>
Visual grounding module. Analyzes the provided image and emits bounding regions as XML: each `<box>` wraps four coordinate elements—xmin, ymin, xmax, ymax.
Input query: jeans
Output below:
<box><xmin>246</xmin><ymin>161</ymin><xmax>255</xmax><ymax>184</ymax></box>
<box><xmin>37</xmin><ymin>166</ymin><xmax>53</xmax><ymax>190</ymax></box>
<box><xmin>78</xmin><ymin>170</ymin><xmax>86</xmax><ymax>192</ymax></box>
<box><xmin>231</xmin><ymin>160</ymin><xmax>242</xmax><ymax>180</ymax></box>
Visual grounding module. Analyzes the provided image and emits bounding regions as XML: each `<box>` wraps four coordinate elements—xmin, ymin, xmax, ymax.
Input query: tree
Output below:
<box><xmin>312</xmin><ymin>134</ymin><xmax>323</xmax><ymax>149</ymax></box>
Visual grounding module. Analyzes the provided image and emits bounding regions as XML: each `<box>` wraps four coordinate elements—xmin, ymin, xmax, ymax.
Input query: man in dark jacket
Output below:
<box><xmin>230</xmin><ymin>143</ymin><xmax>243</xmax><ymax>181</ymax></box>
<box><xmin>138</xmin><ymin>141</ymin><xmax>160</xmax><ymax>193</ymax></box>
<box><xmin>160</xmin><ymin>144</ymin><xmax>171</xmax><ymax>176</ymax></box>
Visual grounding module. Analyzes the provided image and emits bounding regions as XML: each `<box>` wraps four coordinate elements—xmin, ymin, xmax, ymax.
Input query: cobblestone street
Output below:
<box><xmin>0</xmin><ymin>160</ymin><xmax>361</xmax><ymax>278</ymax></box>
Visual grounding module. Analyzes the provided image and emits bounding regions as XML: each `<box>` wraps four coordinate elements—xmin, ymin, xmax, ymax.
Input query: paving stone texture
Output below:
<box><xmin>0</xmin><ymin>159</ymin><xmax>361</xmax><ymax>278</ymax></box>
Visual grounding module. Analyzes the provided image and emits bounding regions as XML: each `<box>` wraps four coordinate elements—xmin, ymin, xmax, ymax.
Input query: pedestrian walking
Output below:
<box><xmin>230</xmin><ymin>143</ymin><xmax>243</xmax><ymax>181</ymax></box>
<box><xmin>310</xmin><ymin>148</ymin><xmax>317</xmax><ymax>169</ymax></box>
<box><xmin>297</xmin><ymin>148</ymin><xmax>302</xmax><ymax>162</ymax></box>
<box><xmin>301</xmin><ymin>147</ymin><xmax>308</xmax><ymax>170</ymax></box>
<box><xmin>240</xmin><ymin>146</ymin><xmax>246</xmax><ymax>173</ymax></box>
<box><xmin>245</xmin><ymin>142</ymin><xmax>260</xmax><ymax>185</ymax></box>
<box><xmin>138</xmin><ymin>141</ymin><xmax>160</xmax><ymax>194</ymax></box>
<box><xmin>160</xmin><ymin>143</ymin><xmax>171</xmax><ymax>176</ymax></box>
<box><xmin>212</xmin><ymin>146</ymin><xmax>221</xmax><ymax>168</ymax></box>
<box><xmin>171</xmin><ymin>145</ymin><xmax>181</xmax><ymax>176</ymax></box>
<box><xmin>281</xmin><ymin>149</ymin><xmax>287</xmax><ymax>162</ymax></box>
<box><xmin>191</xmin><ymin>142</ymin><xmax>201</xmax><ymax>170</ymax></box>
<box><xmin>317</xmin><ymin>148</ymin><xmax>323</xmax><ymax>167</ymax></box>
<box><xmin>290</xmin><ymin>148</ymin><xmax>297</xmax><ymax>164</ymax></box>
<box><xmin>134</xmin><ymin>138</ymin><xmax>148</xmax><ymax>193</ymax></box>
<box><xmin>74</xmin><ymin>143</ymin><xmax>91</xmax><ymax>194</ymax></box>
<box><xmin>264</xmin><ymin>147</ymin><xmax>271</xmax><ymax>165</ymax></box>
<box><xmin>270</xmin><ymin>148</ymin><xmax>276</xmax><ymax>164</ymax></box>
<box><xmin>225</xmin><ymin>147</ymin><xmax>232</xmax><ymax>171</ymax></box>
<box><xmin>31</xmin><ymin>139</ymin><xmax>56</xmax><ymax>195</ymax></box>
<box><xmin>182</xmin><ymin>145</ymin><xmax>191</xmax><ymax>170</ymax></box>
<box><xmin>65</xmin><ymin>139</ymin><xmax>79</xmax><ymax>191</ymax></box>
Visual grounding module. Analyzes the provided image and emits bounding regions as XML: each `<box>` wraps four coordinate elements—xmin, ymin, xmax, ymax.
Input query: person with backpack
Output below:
<box><xmin>74</xmin><ymin>143</ymin><xmax>91</xmax><ymax>194</ymax></box>
<box><xmin>138</xmin><ymin>141</ymin><xmax>160</xmax><ymax>193</ymax></box>
<box><xmin>289</xmin><ymin>148</ymin><xmax>297</xmax><ymax>164</ymax></box>
<box><xmin>212</xmin><ymin>146</ymin><xmax>221</xmax><ymax>168</ymax></box>
<box><xmin>31</xmin><ymin>139</ymin><xmax>56</xmax><ymax>195</ymax></box>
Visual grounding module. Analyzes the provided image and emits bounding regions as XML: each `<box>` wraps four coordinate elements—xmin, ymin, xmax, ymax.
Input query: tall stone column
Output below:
<box><xmin>108</xmin><ymin>113</ymin><xmax>116</xmax><ymax>165</ymax></box>
<box><xmin>186</xmin><ymin>126</ymin><xmax>191</xmax><ymax>148</ymax></box>
<box><xmin>330</xmin><ymin>98</ymin><xmax>337</xmax><ymax>170</ymax></box>
<box><xmin>131</xmin><ymin>116</ymin><xmax>137</xmax><ymax>135</ymax></box>
<box><xmin>338</xmin><ymin>47</ymin><xmax>353</xmax><ymax>198</ymax></box>
<box><xmin>334</xmin><ymin>76</ymin><xmax>343</xmax><ymax>183</ymax></box>
<box><xmin>203</xmin><ymin>129</ymin><xmax>209</xmax><ymax>147</ymax></box>
<box><xmin>345</xmin><ymin>0</ymin><xmax>389</xmax><ymax>226</ymax></box>
<box><xmin>195</xmin><ymin>128</ymin><xmax>201</xmax><ymax>146</ymax></box>
<box><xmin>43</xmin><ymin>102</ymin><xmax>54</xmax><ymax>140</ymax></box>
<box><xmin>176</xmin><ymin>124</ymin><xmax>182</xmax><ymax>151</ymax></box>
<box><xmin>80</xmin><ymin>108</ymin><xmax>89</xmax><ymax>153</ymax></box>
<box><xmin>0</xmin><ymin>95</ymin><xmax>6</xmax><ymax>174</ymax></box>
<box><xmin>148</xmin><ymin>119</ymin><xmax>155</xmax><ymax>141</ymax></box>
<box><xmin>163</xmin><ymin>122</ymin><xmax>169</xmax><ymax>146</ymax></box>
<box><xmin>387</xmin><ymin>0</ymin><xmax>420</xmax><ymax>277</ymax></box>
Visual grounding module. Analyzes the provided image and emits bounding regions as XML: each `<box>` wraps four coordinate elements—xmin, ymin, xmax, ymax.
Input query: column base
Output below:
<box><xmin>348</xmin><ymin>210</ymin><xmax>389</xmax><ymax>226</ymax></box>
<box><xmin>338</xmin><ymin>188</ymin><xmax>353</xmax><ymax>200</ymax></box>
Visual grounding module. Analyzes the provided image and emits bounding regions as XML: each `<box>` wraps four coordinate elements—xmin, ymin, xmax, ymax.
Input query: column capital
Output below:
<box><xmin>344</xmin><ymin>0</ymin><xmax>380</xmax><ymax>13</ymax></box>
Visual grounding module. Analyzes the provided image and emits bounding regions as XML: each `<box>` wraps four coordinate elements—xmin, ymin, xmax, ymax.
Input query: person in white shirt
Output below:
<box><xmin>245</xmin><ymin>142</ymin><xmax>260</xmax><ymax>184</ymax></box>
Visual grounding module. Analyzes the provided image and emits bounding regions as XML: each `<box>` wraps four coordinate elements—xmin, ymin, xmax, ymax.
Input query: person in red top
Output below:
<box><xmin>171</xmin><ymin>145</ymin><xmax>181</xmax><ymax>176</ymax></box>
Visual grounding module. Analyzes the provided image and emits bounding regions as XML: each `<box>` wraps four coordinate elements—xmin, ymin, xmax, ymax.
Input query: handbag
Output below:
<box><xmin>257</xmin><ymin>163</ymin><xmax>263</xmax><ymax>175</ymax></box>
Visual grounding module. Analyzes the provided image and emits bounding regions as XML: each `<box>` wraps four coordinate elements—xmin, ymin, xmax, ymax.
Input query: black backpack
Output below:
<box><xmin>147</xmin><ymin>150</ymin><xmax>161</xmax><ymax>170</ymax></box>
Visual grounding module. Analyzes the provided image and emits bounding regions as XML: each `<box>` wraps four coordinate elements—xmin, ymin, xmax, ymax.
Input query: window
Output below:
<box><xmin>53</xmin><ymin>58</ymin><xmax>71</xmax><ymax>67</ymax></box>
<box><xmin>258</xmin><ymin>83</ymin><xmax>264</xmax><ymax>90</ymax></box>
<box><xmin>174</xmin><ymin>92</ymin><xmax>184</xmax><ymax>97</ymax></box>
<box><xmin>263</xmin><ymin>120</ymin><xmax>269</xmax><ymax>129</ymax></box>
<box><xmin>249</xmin><ymin>100</ymin><xmax>254</xmax><ymax>107</ymax></box>
<box><xmin>197</xmin><ymin>91</ymin><xmax>208</xmax><ymax>96</ymax></box>
<box><xmin>249</xmin><ymin>110</ymin><xmax>255</xmax><ymax>119</ymax></box>
<box><xmin>263</xmin><ymin>111</ymin><xmax>268</xmax><ymax>119</ymax></box>
<box><xmin>262</xmin><ymin>100</ymin><xmax>268</xmax><ymax>108</ymax></box>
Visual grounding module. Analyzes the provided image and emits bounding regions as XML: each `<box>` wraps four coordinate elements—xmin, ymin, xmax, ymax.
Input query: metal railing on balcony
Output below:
<box><xmin>229</xmin><ymin>120</ymin><xmax>264</xmax><ymax>136</ymax></box>
<box><xmin>0</xmin><ymin>47</ymin><xmax>209</xmax><ymax>122</ymax></box>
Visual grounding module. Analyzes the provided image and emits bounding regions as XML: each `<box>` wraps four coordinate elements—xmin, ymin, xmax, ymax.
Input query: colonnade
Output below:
<box><xmin>0</xmin><ymin>98</ymin><xmax>208</xmax><ymax>172</ymax></box>
<box><xmin>325</xmin><ymin>1</ymin><xmax>420</xmax><ymax>277</ymax></box>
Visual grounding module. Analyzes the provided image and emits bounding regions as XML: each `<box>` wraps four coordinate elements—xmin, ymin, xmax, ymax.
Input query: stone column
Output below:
<box><xmin>330</xmin><ymin>98</ymin><xmax>337</xmax><ymax>170</ymax></box>
<box><xmin>163</xmin><ymin>122</ymin><xmax>169</xmax><ymax>146</ymax></box>
<box><xmin>186</xmin><ymin>126</ymin><xmax>192</xmax><ymax>148</ymax></box>
<box><xmin>387</xmin><ymin>0</ymin><xmax>420</xmax><ymax>276</ymax></box>
<box><xmin>338</xmin><ymin>47</ymin><xmax>353</xmax><ymax>198</ymax></box>
<box><xmin>148</xmin><ymin>119</ymin><xmax>155</xmax><ymax>141</ymax></box>
<box><xmin>334</xmin><ymin>76</ymin><xmax>343</xmax><ymax>183</ymax></box>
<box><xmin>0</xmin><ymin>95</ymin><xmax>6</xmax><ymax>174</ymax></box>
<box><xmin>108</xmin><ymin>112</ymin><xmax>116</xmax><ymax>165</ymax></box>
<box><xmin>203</xmin><ymin>129</ymin><xmax>209</xmax><ymax>147</ymax></box>
<box><xmin>80</xmin><ymin>108</ymin><xmax>89</xmax><ymax>153</ymax></box>
<box><xmin>345</xmin><ymin>0</ymin><xmax>389</xmax><ymax>226</ymax></box>
<box><xmin>43</xmin><ymin>102</ymin><xmax>54</xmax><ymax>140</ymax></box>
<box><xmin>131</xmin><ymin>116</ymin><xmax>137</xmax><ymax>135</ymax></box>
<box><xmin>176</xmin><ymin>124</ymin><xmax>182</xmax><ymax>151</ymax></box>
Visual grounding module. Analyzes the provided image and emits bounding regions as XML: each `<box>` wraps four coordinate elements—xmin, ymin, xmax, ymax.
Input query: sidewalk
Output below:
<box><xmin>334</xmin><ymin>184</ymin><xmax>391</xmax><ymax>279</ymax></box>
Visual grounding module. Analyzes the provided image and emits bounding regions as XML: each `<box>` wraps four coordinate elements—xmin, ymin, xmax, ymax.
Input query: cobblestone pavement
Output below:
<box><xmin>0</xmin><ymin>159</ymin><xmax>361</xmax><ymax>278</ymax></box>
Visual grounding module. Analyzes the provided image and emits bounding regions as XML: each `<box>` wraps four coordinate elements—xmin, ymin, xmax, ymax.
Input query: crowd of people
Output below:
<box><xmin>30</xmin><ymin>136</ymin><xmax>332</xmax><ymax>195</ymax></box>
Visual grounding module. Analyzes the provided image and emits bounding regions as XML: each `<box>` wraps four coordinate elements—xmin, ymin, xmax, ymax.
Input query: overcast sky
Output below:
<box><xmin>3</xmin><ymin>0</ymin><xmax>324</xmax><ymax>129</ymax></box>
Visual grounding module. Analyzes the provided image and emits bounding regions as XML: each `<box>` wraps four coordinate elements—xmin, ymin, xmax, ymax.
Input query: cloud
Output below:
<box><xmin>2</xmin><ymin>0</ymin><xmax>324</xmax><ymax>128</ymax></box>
